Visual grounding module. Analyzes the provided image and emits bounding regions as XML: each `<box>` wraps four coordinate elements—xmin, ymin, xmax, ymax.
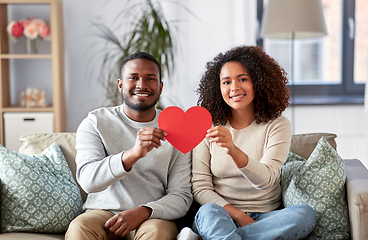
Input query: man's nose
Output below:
<box><xmin>136</xmin><ymin>78</ymin><xmax>146</xmax><ymax>89</ymax></box>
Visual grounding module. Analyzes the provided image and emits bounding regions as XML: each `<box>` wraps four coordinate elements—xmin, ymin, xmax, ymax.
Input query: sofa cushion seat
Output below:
<box><xmin>1</xmin><ymin>131</ymin><xmax>367</xmax><ymax>239</ymax></box>
<box><xmin>0</xmin><ymin>232</ymin><xmax>64</xmax><ymax>240</ymax></box>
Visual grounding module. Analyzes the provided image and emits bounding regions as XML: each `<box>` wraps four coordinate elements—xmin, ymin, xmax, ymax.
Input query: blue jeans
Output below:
<box><xmin>194</xmin><ymin>203</ymin><xmax>316</xmax><ymax>240</ymax></box>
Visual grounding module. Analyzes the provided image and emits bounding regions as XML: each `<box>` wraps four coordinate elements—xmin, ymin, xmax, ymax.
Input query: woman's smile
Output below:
<box><xmin>220</xmin><ymin>61</ymin><xmax>254</xmax><ymax>113</ymax></box>
<box><xmin>230</xmin><ymin>93</ymin><xmax>245</xmax><ymax>102</ymax></box>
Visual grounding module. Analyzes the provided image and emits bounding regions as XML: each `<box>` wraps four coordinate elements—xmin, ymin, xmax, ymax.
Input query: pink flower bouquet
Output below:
<box><xmin>7</xmin><ymin>17</ymin><xmax>51</xmax><ymax>42</ymax></box>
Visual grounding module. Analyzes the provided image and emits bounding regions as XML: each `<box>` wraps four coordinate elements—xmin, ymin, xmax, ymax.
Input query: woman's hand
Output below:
<box><xmin>224</xmin><ymin>204</ymin><xmax>255</xmax><ymax>227</ymax></box>
<box><xmin>207</xmin><ymin>126</ymin><xmax>248</xmax><ymax>168</ymax></box>
<box><xmin>206</xmin><ymin>126</ymin><xmax>236</xmax><ymax>155</ymax></box>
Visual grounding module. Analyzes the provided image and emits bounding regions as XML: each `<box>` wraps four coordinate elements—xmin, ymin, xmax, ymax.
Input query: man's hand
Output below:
<box><xmin>122</xmin><ymin>127</ymin><xmax>166</xmax><ymax>170</ymax></box>
<box><xmin>133</xmin><ymin>127</ymin><xmax>166</xmax><ymax>157</ymax></box>
<box><xmin>104</xmin><ymin>206</ymin><xmax>152</xmax><ymax>238</ymax></box>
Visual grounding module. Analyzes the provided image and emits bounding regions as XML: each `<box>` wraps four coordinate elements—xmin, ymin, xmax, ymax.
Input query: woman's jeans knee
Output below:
<box><xmin>194</xmin><ymin>203</ymin><xmax>316</xmax><ymax>240</ymax></box>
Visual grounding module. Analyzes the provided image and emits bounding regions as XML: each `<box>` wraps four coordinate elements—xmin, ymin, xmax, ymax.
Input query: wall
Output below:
<box><xmin>283</xmin><ymin>105</ymin><xmax>367</xmax><ymax>168</ymax></box>
<box><xmin>63</xmin><ymin>0</ymin><xmax>257</xmax><ymax>131</ymax></box>
<box><xmin>62</xmin><ymin>0</ymin><xmax>367</xmax><ymax>166</ymax></box>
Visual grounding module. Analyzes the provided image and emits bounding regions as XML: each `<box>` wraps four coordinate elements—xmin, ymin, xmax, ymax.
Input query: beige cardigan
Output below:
<box><xmin>192</xmin><ymin>116</ymin><xmax>291</xmax><ymax>213</ymax></box>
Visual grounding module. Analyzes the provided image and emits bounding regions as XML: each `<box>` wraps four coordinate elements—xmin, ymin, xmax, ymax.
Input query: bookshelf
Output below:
<box><xmin>0</xmin><ymin>0</ymin><xmax>65</xmax><ymax>147</ymax></box>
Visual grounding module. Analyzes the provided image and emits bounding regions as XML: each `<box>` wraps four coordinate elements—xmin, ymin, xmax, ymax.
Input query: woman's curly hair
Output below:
<box><xmin>197</xmin><ymin>45</ymin><xmax>290</xmax><ymax>126</ymax></box>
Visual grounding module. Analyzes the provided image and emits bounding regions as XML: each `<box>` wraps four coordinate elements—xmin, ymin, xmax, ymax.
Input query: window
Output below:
<box><xmin>354</xmin><ymin>0</ymin><xmax>368</xmax><ymax>85</ymax></box>
<box><xmin>257</xmin><ymin>0</ymin><xmax>367</xmax><ymax>104</ymax></box>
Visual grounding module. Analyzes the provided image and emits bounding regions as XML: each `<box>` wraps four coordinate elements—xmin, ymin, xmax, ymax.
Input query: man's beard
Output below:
<box><xmin>121</xmin><ymin>92</ymin><xmax>159</xmax><ymax>112</ymax></box>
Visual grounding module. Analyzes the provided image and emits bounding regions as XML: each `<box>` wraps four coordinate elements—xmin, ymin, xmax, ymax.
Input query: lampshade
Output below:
<box><xmin>260</xmin><ymin>0</ymin><xmax>327</xmax><ymax>39</ymax></box>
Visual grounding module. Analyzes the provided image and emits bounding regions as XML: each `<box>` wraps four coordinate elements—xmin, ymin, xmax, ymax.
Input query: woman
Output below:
<box><xmin>178</xmin><ymin>46</ymin><xmax>316</xmax><ymax>240</ymax></box>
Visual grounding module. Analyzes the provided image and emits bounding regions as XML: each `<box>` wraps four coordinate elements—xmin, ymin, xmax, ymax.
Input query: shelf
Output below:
<box><xmin>0</xmin><ymin>0</ymin><xmax>65</xmax><ymax>147</ymax></box>
<box><xmin>0</xmin><ymin>54</ymin><xmax>52</xmax><ymax>59</ymax></box>
<box><xmin>0</xmin><ymin>0</ymin><xmax>52</xmax><ymax>4</ymax></box>
<box><xmin>1</xmin><ymin>106</ymin><xmax>53</xmax><ymax>112</ymax></box>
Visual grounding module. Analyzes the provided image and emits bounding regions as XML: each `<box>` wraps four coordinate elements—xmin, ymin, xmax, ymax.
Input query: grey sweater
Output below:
<box><xmin>75</xmin><ymin>105</ymin><xmax>193</xmax><ymax>220</ymax></box>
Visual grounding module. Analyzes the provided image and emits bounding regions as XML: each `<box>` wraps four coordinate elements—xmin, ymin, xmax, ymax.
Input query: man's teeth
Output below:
<box><xmin>135</xmin><ymin>93</ymin><xmax>149</xmax><ymax>96</ymax></box>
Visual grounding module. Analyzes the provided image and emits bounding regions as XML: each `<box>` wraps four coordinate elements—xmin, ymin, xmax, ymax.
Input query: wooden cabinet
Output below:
<box><xmin>0</xmin><ymin>0</ymin><xmax>65</xmax><ymax>146</ymax></box>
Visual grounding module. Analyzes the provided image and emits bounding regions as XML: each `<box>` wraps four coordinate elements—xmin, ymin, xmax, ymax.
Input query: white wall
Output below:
<box><xmin>63</xmin><ymin>0</ymin><xmax>257</xmax><ymax>131</ymax></box>
<box><xmin>62</xmin><ymin>0</ymin><xmax>367</xmax><ymax>166</ymax></box>
<box><xmin>283</xmin><ymin>105</ymin><xmax>368</xmax><ymax>168</ymax></box>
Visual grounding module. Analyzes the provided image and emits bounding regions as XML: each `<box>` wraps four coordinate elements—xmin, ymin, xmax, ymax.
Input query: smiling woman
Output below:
<box><xmin>182</xmin><ymin>45</ymin><xmax>316</xmax><ymax>240</ymax></box>
<box><xmin>219</xmin><ymin>61</ymin><xmax>255</xmax><ymax>128</ymax></box>
<box><xmin>197</xmin><ymin>45</ymin><xmax>289</xmax><ymax>126</ymax></box>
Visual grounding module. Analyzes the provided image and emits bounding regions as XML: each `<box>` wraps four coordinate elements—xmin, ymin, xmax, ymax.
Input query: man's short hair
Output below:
<box><xmin>121</xmin><ymin>52</ymin><xmax>162</xmax><ymax>81</ymax></box>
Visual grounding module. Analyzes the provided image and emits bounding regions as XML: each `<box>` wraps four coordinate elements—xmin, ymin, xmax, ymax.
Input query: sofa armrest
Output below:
<box><xmin>0</xmin><ymin>179</ymin><xmax>2</xmax><ymax>227</ymax></box>
<box><xmin>344</xmin><ymin>159</ymin><xmax>368</xmax><ymax>240</ymax></box>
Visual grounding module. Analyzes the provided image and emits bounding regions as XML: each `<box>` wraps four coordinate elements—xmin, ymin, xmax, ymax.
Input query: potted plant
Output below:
<box><xmin>91</xmin><ymin>0</ymin><xmax>191</xmax><ymax>107</ymax></box>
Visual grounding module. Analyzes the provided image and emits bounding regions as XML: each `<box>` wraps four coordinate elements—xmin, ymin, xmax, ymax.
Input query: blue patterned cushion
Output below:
<box><xmin>281</xmin><ymin>137</ymin><xmax>350</xmax><ymax>240</ymax></box>
<box><xmin>0</xmin><ymin>143</ymin><xmax>83</xmax><ymax>233</ymax></box>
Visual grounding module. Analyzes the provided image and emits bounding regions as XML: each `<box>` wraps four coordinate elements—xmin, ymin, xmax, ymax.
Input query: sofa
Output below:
<box><xmin>0</xmin><ymin>132</ymin><xmax>368</xmax><ymax>239</ymax></box>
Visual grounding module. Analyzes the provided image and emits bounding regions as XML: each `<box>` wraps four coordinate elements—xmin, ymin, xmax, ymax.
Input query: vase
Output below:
<box><xmin>26</xmin><ymin>38</ymin><xmax>37</xmax><ymax>54</ymax></box>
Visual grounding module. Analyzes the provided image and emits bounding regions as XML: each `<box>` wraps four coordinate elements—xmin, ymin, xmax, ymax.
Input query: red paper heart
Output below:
<box><xmin>158</xmin><ymin>106</ymin><xmax>212</xmax><ymax>154</ymax></box>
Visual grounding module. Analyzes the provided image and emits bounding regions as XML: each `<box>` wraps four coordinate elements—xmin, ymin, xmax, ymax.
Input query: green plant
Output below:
<box><xmin>91</xmin><ymin>0</ymin><xmax>183</xmax><ymax>106</ymax></box>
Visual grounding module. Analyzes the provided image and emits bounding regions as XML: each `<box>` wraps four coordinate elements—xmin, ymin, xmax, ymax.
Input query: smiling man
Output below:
<box><xmin>66</xmin><ymin>52</ymin><xmax>192</xmax><ymax>240</ymax></box>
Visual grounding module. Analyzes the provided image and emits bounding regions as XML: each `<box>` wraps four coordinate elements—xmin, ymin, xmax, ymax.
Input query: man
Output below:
<box><xmin>66</xmin><ymin>52</ymin><xmax>192</xmax><ymax>240</ymax></box>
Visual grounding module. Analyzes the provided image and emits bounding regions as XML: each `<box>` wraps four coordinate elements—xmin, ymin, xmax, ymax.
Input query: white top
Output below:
<box><xmin>192</xmin><ymin>116</ymin><xmax>291</xmax><ymax>213</ymax></box>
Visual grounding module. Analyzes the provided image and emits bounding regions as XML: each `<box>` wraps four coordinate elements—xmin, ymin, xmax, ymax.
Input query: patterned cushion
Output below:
<box><xmin>281</xmin><ymin>137</ymin><xmax>350</xmax><ymax>239</ymax></box>
<box><xmin>0</xmin><ymin>143</ymin><xmax>83</xmax><ymax>233</ymax></box>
